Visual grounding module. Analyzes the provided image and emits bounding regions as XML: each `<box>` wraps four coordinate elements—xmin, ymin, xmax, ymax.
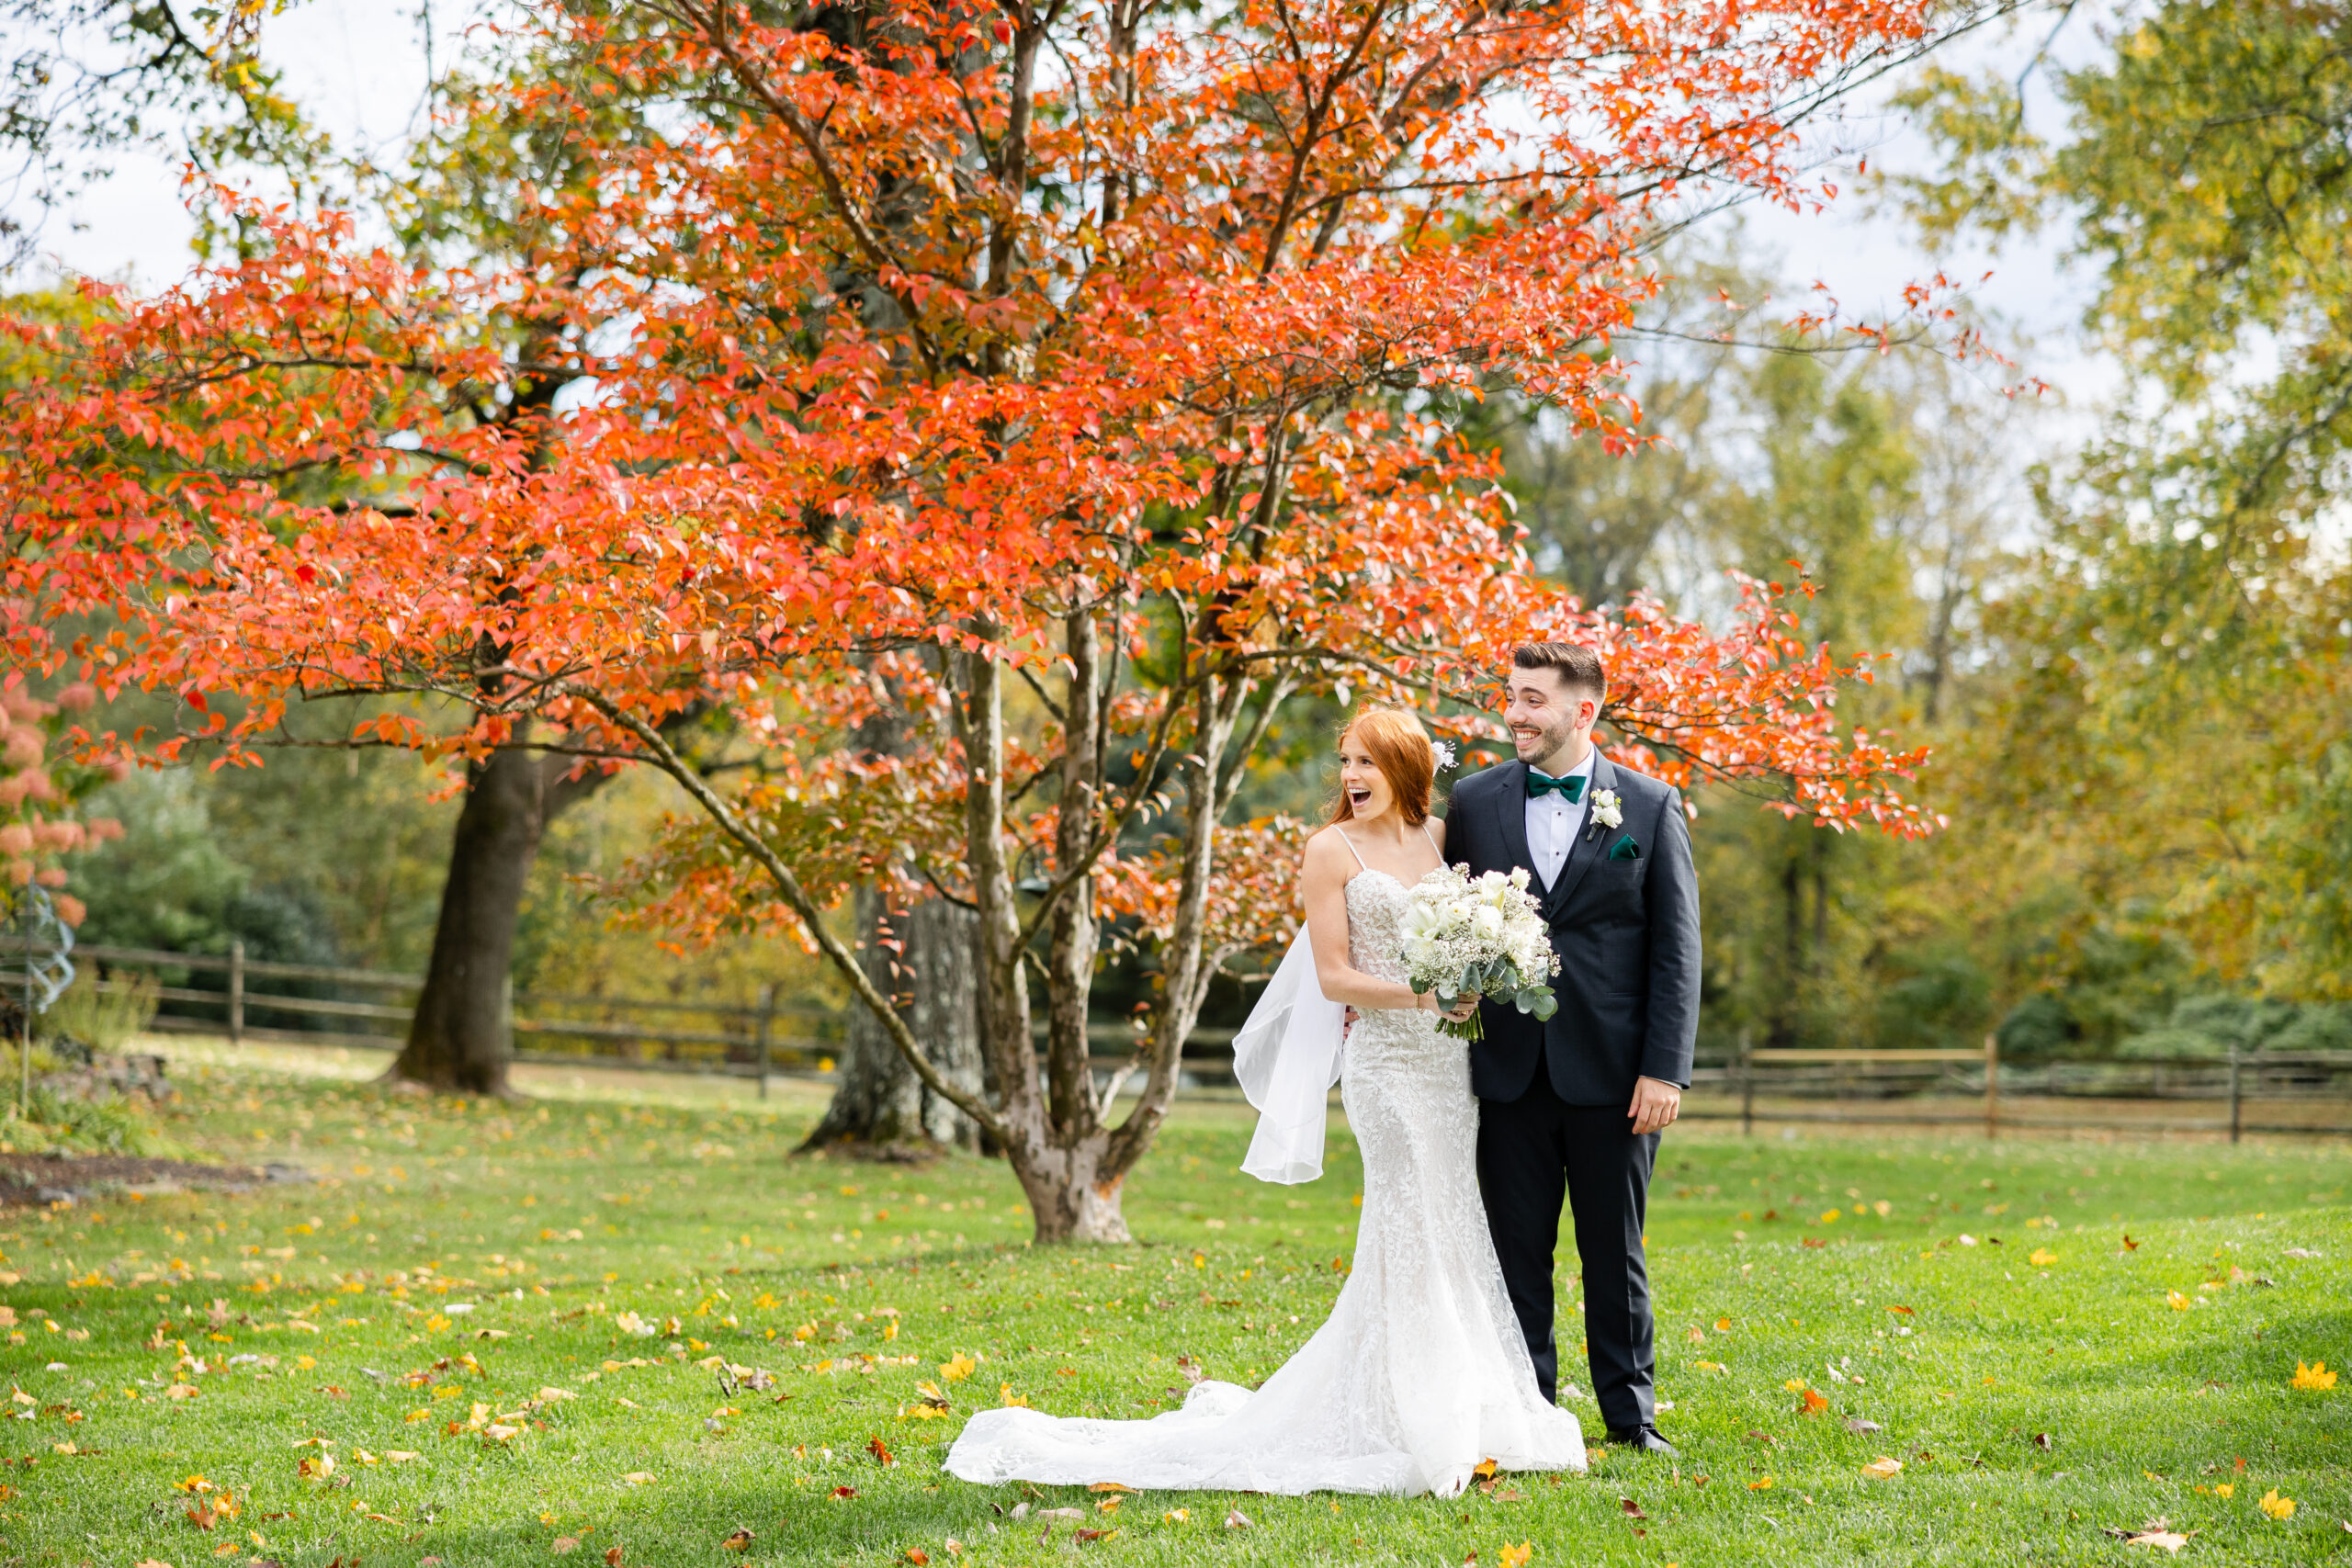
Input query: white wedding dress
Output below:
<box><xmin>943</xmin><ymin>865</ymin><xmax>1586</xmax><ymax>1496</ymax></box>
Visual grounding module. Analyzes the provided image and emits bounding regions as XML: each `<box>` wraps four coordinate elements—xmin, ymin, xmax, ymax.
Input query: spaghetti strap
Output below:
<box><xmin>1333</xmin><ymin>829</ymin><xmax>1369</xmax><ymax>870</ymax></box>
<box><xmin>1420</xmin><ymin>822</ymin><xmax>1442</xmax><ymax>857</ymax></box>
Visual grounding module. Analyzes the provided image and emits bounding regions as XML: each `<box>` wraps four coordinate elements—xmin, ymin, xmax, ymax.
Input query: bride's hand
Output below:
<box><xmin>1430</xmin><ymin>993</ymin><xmax>1479</xmax><ymax>1023</ymax></box>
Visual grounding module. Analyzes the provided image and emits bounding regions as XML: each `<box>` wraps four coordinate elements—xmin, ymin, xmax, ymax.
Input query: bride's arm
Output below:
<box><xmin>1299</xmin><ymin>829</ymin><xmax>1437</xmax><ymax>1014</ymax></box>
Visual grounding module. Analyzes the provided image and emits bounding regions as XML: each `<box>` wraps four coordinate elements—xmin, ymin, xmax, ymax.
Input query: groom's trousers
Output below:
<box><xmin>1476</xmin><ymin>1074</ymin><xmax>1659</xmax><ymax>1432</ymax></box>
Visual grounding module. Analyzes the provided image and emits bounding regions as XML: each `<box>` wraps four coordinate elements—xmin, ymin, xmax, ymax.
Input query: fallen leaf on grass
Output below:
<box><xmin>1748</xmin><ymin>1476</ymin><xmax>1773</xmax><ymax>1491</ymax></box>
<box><xmin>1089</xmin><ymin>1483</ymin><xmax>1135</xmax><ymax>1494</ymax></box>
<box><xmin>550</xmin><ymin>1540</ymin><xmax>578</xmax><ymax>1555</ymax></box>
<box><xmin>1498</xmin><ymin>1547</ymin><xmax>1532</xmax><ymax>1568</ymax></box>
<box><xmin>2291</xmin><ymin>1360</ymin><xmax>2336</xmax><ymax>1392</ymax></box>
<box><xmin>620</xmin><ymin>1473</ymin><xmax>656</xmax><ymax>1486</ymax></box>
<box><xmin>938</xmin><ymin>1354</ymin><xmax>976</xmax><ymax>1384</ymax></box>
<box><xmin>1072</xmin><ymin>1529</ymin><xmax>1115</xmax><ymax>1543</ymax></box>
<box><xmin>2032</xmin><ymin>1433</ymin><xmax>2055</xmax><ymax>1450</ymax></box>
<box><xmin>2166</xmin><ymin>1292</ymin><xmax>2194</xmax><ymax>1312</ymax></box>
<box><xmin>2259</xmin><ymin>1490</ymin><xmax>2295</xmax><ymax>1520</ymax></box>
<box><xmin>867</xmin><ymin>1437</ymin><xmax>897</xmax><ymax>1467</ymax></box>
<box><xmin>1162</xmin><ymin>1510</ymin><xmax>1189</xmax><ymax>1523</ymax></box>
<box><xmin>720</xmin><ymin>1529</ymin><xmax>753</xmax><ymax>1551</ymax></box>
<box><xmin>1619</xmin><ymin>1497</ymin><xmax>1645</xmax><ymax>1519</ymax></box>
<box><xmin>1846</xmin><ymin>1417</ymin><xmax>1883</xmax><ymax>1434</ymax></box>
<box><xmin>829</xmin><ymin>1487</ymin><xmax>856</xmax><ymax>1501</ymax></box>
<box><xmin>1035</xmin><ymin>1509</ymin><xmax>1084</xmax><ymax>1521</ymax></box>
<box><xmin>1796</xmin><ymin>1389</ymin><xmax>1828</xmax><ymax>1416</ymax></box>
<box><xmin>2127</xmin><ymin>1530</ymin><xmax>2188</xmax><ymax>1552</ymax></box>
<box><xmin>1860</xmin><ymin>1457</ymin><xmax>1903</xmax><ymax>1480</ymax></box>
<box><xmin>604</xmin><ymin>1548</ymin><xmax>623</xmax><ymax>1566</ymax></box>
<box><xmin>1224</xmin><ymin>1509</ymin><xmax>1251</xmax><ymax>1529</ymax></box>
<box><xmin>904</xmin><ymin>1551</ymin><xmax>930</xmax><ymax>1566</ymax></box>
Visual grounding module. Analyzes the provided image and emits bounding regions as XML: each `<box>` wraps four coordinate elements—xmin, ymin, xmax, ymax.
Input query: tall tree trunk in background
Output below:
<box><xmin>387</xmin><ymin>721</ymin><xmax>618</xmax><ymax>1095</ymax></box>
<box><xmin>1771</xmin><ymin>850</ymin><xmax>1803</xmax><ymax>1050</ymax></box>
<box><xmin>800</xmin><ymin>672</ymin><xmax>987</xmax><ymax>1153</ymax></box>
<box><xmin>799</xmin><ymin>886</ymin><xmax>985</xmax><ymax>1152</ymax></box>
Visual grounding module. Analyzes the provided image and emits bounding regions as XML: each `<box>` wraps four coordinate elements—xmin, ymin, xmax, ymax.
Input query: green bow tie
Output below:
<box><xmin>1526</xmin><ymin>770</ymin><xmax>1586</xmax><ymax>803</ymax></box>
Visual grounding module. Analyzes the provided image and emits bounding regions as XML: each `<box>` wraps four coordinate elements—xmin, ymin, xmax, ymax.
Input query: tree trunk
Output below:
<box><xmin>388</xmin><ymin>738</ymin><xmax>559</xmax><ymax>1094</ymax></box>
<box><xmin>799</xmin><ymin>887</ymin><xmax>983</xmax><ymax>1152</ymax></box>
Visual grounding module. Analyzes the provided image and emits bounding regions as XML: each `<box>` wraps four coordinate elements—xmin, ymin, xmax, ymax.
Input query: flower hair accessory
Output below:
<box><xmin>1429</xmin><ymin>739</ymin><xmax>1457</xmax><ymax>773</ymax></box>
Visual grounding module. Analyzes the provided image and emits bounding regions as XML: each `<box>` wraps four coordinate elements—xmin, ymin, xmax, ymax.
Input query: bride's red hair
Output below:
<box><xmin>1330</xmin><ymin>708</ymin><xmax>1436</xmax><ymax>828</ymax></box>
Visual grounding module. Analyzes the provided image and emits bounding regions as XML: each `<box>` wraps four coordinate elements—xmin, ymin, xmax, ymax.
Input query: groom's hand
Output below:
<box><xmin>1628</xmin><ymin>1076</ymin><xmax>1681</xmax><ymax>1135</ymax></box>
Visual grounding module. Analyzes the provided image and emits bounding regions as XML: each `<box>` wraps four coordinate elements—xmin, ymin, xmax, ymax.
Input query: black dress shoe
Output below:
<box><xmin>1602</xmin><ymin>1424</ymin><xmax>1680</xmax><ymax>1458</ymax></box>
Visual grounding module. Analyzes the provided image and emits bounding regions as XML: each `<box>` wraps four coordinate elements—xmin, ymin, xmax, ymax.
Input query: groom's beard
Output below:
<box><xmin>1514</xmin><ymin>724</ymin><xmax>1585</xmax><ymax>775</ymax></box>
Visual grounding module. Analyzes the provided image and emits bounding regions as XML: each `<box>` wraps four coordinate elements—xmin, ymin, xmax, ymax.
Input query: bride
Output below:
<box><xmin>944</xmin><ymin>709</ymin><xmax>1586</xmax><ymax>1497</ymax></box>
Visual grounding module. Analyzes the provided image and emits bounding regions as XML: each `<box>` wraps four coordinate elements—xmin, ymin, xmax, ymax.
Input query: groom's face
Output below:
<box><xmin>1503</xmin><ymin>666</ymin><xmax>1595</xmax><ymax>770</ymax></box>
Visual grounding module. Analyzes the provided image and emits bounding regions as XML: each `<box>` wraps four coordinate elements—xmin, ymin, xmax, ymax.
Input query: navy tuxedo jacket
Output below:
<box><xmin>1442</xmin><ymin>755</ymin><xmax>1701</xmax><ymax>1106</ymax></box>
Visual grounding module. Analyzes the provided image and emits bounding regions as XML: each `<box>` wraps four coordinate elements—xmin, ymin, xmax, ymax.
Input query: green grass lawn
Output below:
<box><xmin>5</xmin><ymin>1064</ymin><xmax>2349</xmax><ymax>1567</ymax></box>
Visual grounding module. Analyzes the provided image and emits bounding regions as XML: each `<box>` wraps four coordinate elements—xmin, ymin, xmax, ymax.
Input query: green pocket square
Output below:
<box><xmin>1609</xmin><ymin>834</ymin><xmax>1642</xmax><ymax>861</ymax></box>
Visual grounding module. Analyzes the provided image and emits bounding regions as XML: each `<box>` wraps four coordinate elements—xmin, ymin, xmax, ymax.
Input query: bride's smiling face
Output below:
<box><xmin>1338</xmin><ymin>733</ymin><xmax>1395</xmax><ymax>822</ymax></box>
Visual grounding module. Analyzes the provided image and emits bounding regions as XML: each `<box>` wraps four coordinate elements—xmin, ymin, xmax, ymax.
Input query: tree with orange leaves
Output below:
<box><xmin>0</xmin><ymin>0</ymin><xmax>1973</xmax><ymax>1237</ymax></box>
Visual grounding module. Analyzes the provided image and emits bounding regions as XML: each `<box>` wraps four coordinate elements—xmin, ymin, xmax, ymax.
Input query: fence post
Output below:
<box><xmin>2228</xmin><ymin>1043</ymin><xmax>2243</xmax><ymax>1145</ymax></box>
<box><xmin>1739</xmin><ymin>1030</ymin><xmax>1755</xmax><ymax>1137</ymax></box>
<box><xmin>1984</xmin><ymin>1032</ymin><xmax>1999</xmax><ymax>1142</ymax></box>
<box><xmin>755</xmin><ymin>983</ymin><xmax>775</xmax><ymax>1101</ymax></box>
<box><xmin>228</xmin><ymin>939</ymin><xmax>245</xmax><ymax>1048</ymax></box>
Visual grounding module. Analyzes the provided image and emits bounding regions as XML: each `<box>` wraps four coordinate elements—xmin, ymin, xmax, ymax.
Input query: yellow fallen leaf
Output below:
<box><xmin>2291</xmin><ymin>1359</ymin><xmax>2336</xmax><ymax>1392</ymax></box>
<box><xmin>622</xmin><ymin>1472</ymin><xmax>657</xmax><ymax>1486</ymax></box>
<box><xmin>939</xmin><ymin>1353</ymin><xmax>977</xmax><ymax>1384</ymax></box>
<box><xmin>1860</xmin><ymin>1457</ymin><xmax>1903</xmax><ymax>1480</ymax></box>
<box><xmin>484</xmin><ymin>1424</ymin><xmax>522</xmax><ymax>1442</ymax></box>
<box><xmin>2165</xmin><ymin>1292</ymin><xmax>2193</xmax><ymax>1312</ymax></box>
<box><xmin>1749</xmin><ymin>1475</ymin><xmax>1774</xmax><ymax>1491</ymax></box>
<box><xmin>1499</xmin><ymin>1545</ymin><xmax>1532</xmax><ymax>1568</ymax></box>
<box><xmin>1714</xmin><ymin>1317</ymin><xmax>1733</xmax><ymax>1332</ymax></box>
<box><xmin>2259</xmin><ymin>1489</ymin><xmax>2295</xmax><ymax>1521</ymax></box>
<box><xmin>386</xmin><ymin>1451</ymin><xmax>419</xmax><ymax>1463</ymax></box>
<box><xmin>2029</xmin><ymin>1248</ymin><xmax>2057</xmax><ymax>1267</ymax></box>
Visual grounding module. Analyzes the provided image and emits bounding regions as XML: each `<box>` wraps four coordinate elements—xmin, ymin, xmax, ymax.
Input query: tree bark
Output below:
<box><xmin>799</xmin><ymin>886</ymin><xmax>983</xmax><ymax>1152</ymax></box>
<box><xmin>387</xmin><ymin>726</ymin><xmax>600</xmax><ymax>1094</ymax></box>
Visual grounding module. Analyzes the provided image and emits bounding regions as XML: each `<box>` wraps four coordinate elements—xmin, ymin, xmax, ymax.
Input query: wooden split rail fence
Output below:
<box><xmin>1684</xmin><ymin>1037</ymin><xmax>2352</xmax><ymax>1142</ymax></box>
<box><xmin>15</xmin><ymin>939</ymin><xmax>2346</xmax><ymax>1137</ymax></box>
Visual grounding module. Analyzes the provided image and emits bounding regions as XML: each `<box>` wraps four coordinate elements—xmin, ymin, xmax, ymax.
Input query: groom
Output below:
<box><xmin>1445</xmin><ymin>642</ymin><xmax>1700</xmax><ymax>1457</ymax></box>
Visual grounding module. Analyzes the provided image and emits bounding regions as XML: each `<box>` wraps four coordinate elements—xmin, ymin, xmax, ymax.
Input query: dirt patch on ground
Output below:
<box><xmin>0</xmin><ymin>1152</ymin><xmax>311</xmax><ymax>1205</ymax></box>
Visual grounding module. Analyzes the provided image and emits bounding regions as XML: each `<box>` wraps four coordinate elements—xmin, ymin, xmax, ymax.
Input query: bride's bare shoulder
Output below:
<box><xmin>1301</xmin><ymin>824</ymin><xmax>1361</xmax><ymax>876</ymax></box>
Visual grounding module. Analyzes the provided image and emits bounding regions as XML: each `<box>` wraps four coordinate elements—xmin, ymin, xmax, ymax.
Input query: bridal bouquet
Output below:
<box><xmin>1398</xmin><ymin>865</ymin><xmax>1561</xmax><ymax>1042</ymax></box>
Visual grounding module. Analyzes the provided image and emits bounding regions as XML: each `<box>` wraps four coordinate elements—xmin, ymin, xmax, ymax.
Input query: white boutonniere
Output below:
<box><xmin>1592</xmin><ymin>788</ymin><xmax>1623</xmax><ymax>829</ymax></box>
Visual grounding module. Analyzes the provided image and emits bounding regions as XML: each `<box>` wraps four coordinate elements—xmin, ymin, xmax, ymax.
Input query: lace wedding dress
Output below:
<box><xmin>943</xmin><ymin>867</ymin><xmax>1586</xmax><ymax>1497</ymax></box>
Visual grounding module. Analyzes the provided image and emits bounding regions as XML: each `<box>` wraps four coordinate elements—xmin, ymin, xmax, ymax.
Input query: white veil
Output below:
<box><xmin>1231</xmin><ymin>922</ymin><xmax>1347</xmax><ymax>1183</ymax></box>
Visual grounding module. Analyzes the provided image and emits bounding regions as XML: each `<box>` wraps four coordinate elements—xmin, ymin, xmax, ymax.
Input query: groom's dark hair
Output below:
<box><xmin>1511</xmin><ymin>642</ymin><xmax>1605</xmax><ymax>705</ymax></box>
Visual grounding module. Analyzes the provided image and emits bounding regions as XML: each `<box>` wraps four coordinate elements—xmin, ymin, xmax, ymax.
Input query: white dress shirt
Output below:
<box><xmin>1524</xmin><ymin>748</ymin><xmax>1595</xmax><ymax>890</ymax></box>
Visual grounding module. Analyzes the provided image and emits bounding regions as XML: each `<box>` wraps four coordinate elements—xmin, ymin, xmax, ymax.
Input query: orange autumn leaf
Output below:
<box><xmin>1797</xmin><ymin>1389</ymin><xmax>1830</xmax><ymax>1416</ymax></box>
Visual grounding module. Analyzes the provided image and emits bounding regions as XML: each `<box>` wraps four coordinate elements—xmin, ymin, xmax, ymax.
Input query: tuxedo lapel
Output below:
<box><xmin>1542</xmin><ymin>753</ymin><xmax>1616</xmax><ymax>920</ymax></box>
<box><xmin>1492</xmin><ymin>761</ymin><xmax>1542</xmax><ymax>891</ymax></box>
